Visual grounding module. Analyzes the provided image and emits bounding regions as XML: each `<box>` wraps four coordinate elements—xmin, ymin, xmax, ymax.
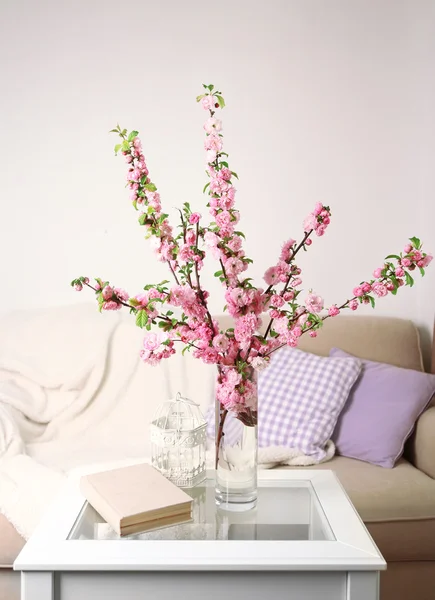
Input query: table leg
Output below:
<box><xmin>347</xmin><ymin>572</ymin><xmax>380</xmax><ymax>600</ymax></box>
<box><xmin>21</xmin><ymin>572</ymin><xmax>54</xmax><ymax>600</ymax></box>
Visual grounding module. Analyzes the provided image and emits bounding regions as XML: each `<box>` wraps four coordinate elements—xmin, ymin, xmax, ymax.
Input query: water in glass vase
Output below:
<box><xmin>215</xmin><ymin>365</ymin><xmax>258</xmax><ymax>511</ymax></box>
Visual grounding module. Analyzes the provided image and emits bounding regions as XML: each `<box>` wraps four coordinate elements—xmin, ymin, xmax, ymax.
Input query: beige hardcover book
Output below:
<box><xmin>80</xmin><ymin>463</ymin><xmax>193</xmax><ymax>536</ymax></box>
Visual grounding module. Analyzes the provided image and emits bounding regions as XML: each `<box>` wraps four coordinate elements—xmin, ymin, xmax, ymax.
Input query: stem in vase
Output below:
<box><xmin>215</xmin><ymin>407</ymin><xmax>228</xmax><ymax>469</ymax></box>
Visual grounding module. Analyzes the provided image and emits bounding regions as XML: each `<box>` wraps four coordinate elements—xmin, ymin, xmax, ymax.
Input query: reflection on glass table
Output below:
<box><xmin>68</xmin><ymin>477</ymin><xmax>334</xmax><ymax>542</ymax></box>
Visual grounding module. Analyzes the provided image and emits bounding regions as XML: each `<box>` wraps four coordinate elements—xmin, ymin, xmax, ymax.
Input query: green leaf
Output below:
<box><xmin>385</xmin><ymin>254</ymin><xmax>400</xmax><ymax>260</ymax></box>
<box><xmin>234</xmin><ymin>231</ymin><xmax>245</xmax><ymax>239</ymax></box>
<box><xmin>231</xmin><ymin>171</ymin><xmax>239</xmax><ymax>179</ymax></box>
<box><xmin>114</xmin><ymin>143</ymin><xmax>122</xmax><ymax>154</ymax></box>
<box><xmin>129</xmin><ymin>298</ymin><xmax>140</xmax><ymax>307</ymax></box>
<box><xmin>207</xmin><ymin>84</ymin><xmax>214</xmax><ymax>91</ymax></box>
<box><xmin>214</xmin><ymin>270</ymin><xmax>223</xmax><ymax>277</ymax></box>
<box><xmin>128</xmin><ymin>130</ymin><xmax>139</xmax><ymax>142</ymax></box>
<box><xmin>136</xmin><ymin>310</ymin><xmax>148</xmax><ymax>329</ymax></box>
<box><xmin>122</xmin><ymin>140</ymin><xmax>130</xmax><ymax>151</ymax></box>
<box><xmin>203</xmin><ymin>182</ymin><xmax>210</xmax><ymax>193</ymax></box>
<box><xmin>419</xmin><ymin>267</ymin><xmax>425</xmax><ymax>276</ymax></box>
<box><xmin>132</xmin><ymin>199</ymin><xmax>138</xmax><ymax>210</ymax></box>
<box><xmin>144</xmin><ymin>183</ymin><xmax>157</xmax><ymax>192</ymax></box>
<box><xmin>409</xmin><ymin>236</ymin><xmax>421</xmax><ymax>250</ymax></box>
<box><xmin>216</xmin><ymin>95</ymin><xmax>225</xmax><ymax>109</ymax></box>
<box><xmin>196</xmin><ymin>94</ymin><xmax>205</xmax><ymax>102</ymax></box>
<box><xmin>138</xmin><ymin>213</ymin><xmax>147</xmax><ymax>226</ymax></box>
<box><xmin>405</xmin><ymin>271</ymin><xmax>415</xmax><ymax>287</ymax></box>
<box><xmin>368</xmin><ymin>295</ymin><xmax>376</xmax><ymax>308</ymax></box>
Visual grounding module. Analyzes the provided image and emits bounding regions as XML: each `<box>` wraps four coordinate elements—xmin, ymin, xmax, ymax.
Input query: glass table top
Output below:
<box><xmin>68</xmin><ymin>477</ymin><xmax>334</xmax><ymax>542</ymax></box>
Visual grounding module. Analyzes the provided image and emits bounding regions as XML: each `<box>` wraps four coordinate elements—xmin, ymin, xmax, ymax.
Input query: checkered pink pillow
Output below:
<box><xmin>258</xmin><ymin>348</ymin><xmax>362</xmax><ymax>460</ymax></box>
<box><xmin>207</xmin><ymin>348</ymin><xmax>361</xmax><ymax>460</ymax></box>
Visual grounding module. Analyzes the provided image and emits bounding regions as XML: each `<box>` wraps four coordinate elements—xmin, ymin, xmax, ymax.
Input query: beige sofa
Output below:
<box><xmin>1</xmin><ymin>315</ymin><xmax>434</xmax><ymax>600</ymax></box>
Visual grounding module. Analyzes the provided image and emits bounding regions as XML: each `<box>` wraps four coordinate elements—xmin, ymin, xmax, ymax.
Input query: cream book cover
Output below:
<box><xmin>80</xmin><ymin>463</ymin><xmax>193</xmax><ymax>535</ymax></box>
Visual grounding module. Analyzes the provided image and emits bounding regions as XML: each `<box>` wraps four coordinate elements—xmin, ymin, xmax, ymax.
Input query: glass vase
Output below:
<box><xmin>215</xmin><ymin>365</ymin><xmax>258</xmax><ymax>511</ymax></box>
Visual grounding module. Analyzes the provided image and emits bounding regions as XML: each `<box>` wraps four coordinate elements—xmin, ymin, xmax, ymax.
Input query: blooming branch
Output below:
<box><xmin>71</xmin><ymin>84</ymin><xmax>432</xmax><ymax>431</ymax></box>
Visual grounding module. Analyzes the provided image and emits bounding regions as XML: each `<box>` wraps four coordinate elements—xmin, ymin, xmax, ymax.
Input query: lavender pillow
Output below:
<box><xmin>258</xmin><ymin>348</ymin><xmax>362</xmax><ymax>460</ymax></box>
<box><xmin>330</xmin><ymin>347</ymin><xmax>435</xmax><ymax>468</ymax></box>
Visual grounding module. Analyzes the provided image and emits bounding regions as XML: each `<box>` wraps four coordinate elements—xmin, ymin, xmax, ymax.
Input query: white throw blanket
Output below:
<box><xmin>0</xmin><ymin>304</ymin><xmax>333</xmax><ymax>540</ymax></box>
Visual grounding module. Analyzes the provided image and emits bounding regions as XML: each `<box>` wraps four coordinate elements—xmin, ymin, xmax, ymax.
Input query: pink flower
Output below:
<box><xmin>283</xmin><ymin>291</ymin><xmax>295</xmax><ymax>301</ymax></box>
<box><xmin>421</xmin><ymin>254</ymin><xmax>433</xmax><ymax>267</ymax></box>
<box><xmin>280</xmin><ymin>239</ymin><xmax>296</xmax><ymax>262</ymax></box>
<box><xmin>401</xmin><ymin>258</ymin><xmax>412</xmax><ymax>267</ymax></box>
<box><xmin>189</xmin><ymin>212</ymin><xmax>201</xmax><ymax>225</ymax></box>
<box><xmin>305</xmin><ymin>293</ymin><xmax>324</xmax><ymax>314</ymax></box>
<box><xmin>313</xmin><ymin>202</ymin><xmax>323</xmax><ymax>216</ymax></box>
<box><xmin>204</xmin><ymin>134</ymin><xmax>223</xmax><ymax>153</ymax></box>
<box><xmin>303</xmin><ymin>214</ymin><xmax>317</xmax><ymax>232</ymax></box>
<box><xmin>269</xmin><ymin>309</ymin><xmax>281</xmax><ymax>319</ymax></box>
<box><xmin>206</xmin><ymin>149</ymin><xmax>217</xmax><ymax>163</ymax></box>
<box><xmin>203</xmin><ymin>117</ymin><xmax>222</xmax><ymax>133</ymax></box>
<box><xmin>102</xmin><ymin>301</ymin><xmax>121</xmax><ymax>311</ymax></box>
<box><xmin>218</xmin><ymin>167</ymin><xmax>232</xmax><ymax>181</ymax></box>
<box><xmin>270</xmin><ymin>294</ymin><xmax>285</xmax><ymax>308</ymax></box>
<box><xmin>227</xmin><ymin>236</ymin><xmax>243</xmax><ymax>252</ymax></box>
<box><xmin>102</xmin><ymin>286</ymin><xmax>113</xmax><ymax>300</ymax></box>
<box><xmin>143</xmin><ymin>331</ymin><xmax>168</xmax><ymax>352</ymax></box>
<box><xmin>74</xmin><ymin>283</ymin><xmax>83</xmax><ymax>291</ymax></box>
<box><xmin>328</xmin><ymin>305</ymin><xmax>340</xmax><ymax>317</ymax></box>
<box><xmin>373</xmin><ymin>268</ymin><xmax>383</xmax><ymax>278</ymax></box>
<box><xmin>309</xmin><ymin>330</ymin><xmax>317</xmax><ymax>338</ymax></box>
<box><xmin>404</xmin><ymin>244</ymin><xmax>413</xmax><ymax>254</ymax></box>
<box><xmin>114</xmin><ymin>288</ymin><xmax>129</xmax><ymax>302</ymax></box>
<box><xmin>216</xmin><ymin>210</ymin><xmax>231</xmax><ymax>228</ymax></box>
<box><xmin>274</xmin><ymin>317</ymin><xmax>289</xmax><ymax>335</ymax></box>
<box><xmin>395</xmin><ymin>267</ymin><xmax>405</xmax><ymax>277</ymax></box>
<box><xmin>204</xmin><ymin>231</ymin><xmax>220</xmax><ymax>258</ymax></box>
<box><xmin>185</xmin><ymin>229</ymin><xmax>196</xmax><ymax>245</ymax></box>
<box><xmin>349</xmin><ymin>299</ymin><xmax>359</xmax><ymax>311</ymax></box>
<box><xmin>372</xmin><ymin>282</ymin><xmax>388</xmax><ymax>297</ymax></box>
<box><xmin>212</xmin><ymin>334</ymin><xmax>229</xmax><ymax>352</ymax></box>
<box><xmin>234</xmin><ymin>314</ymin><xmax>260</xmax><ymax>345</ymax></box>
<box><xmin>305</xmin><ymin>238</ymin><xmax>312</xmax><ymax>246</ymax></box>
<box><xmin>249</xmin><ymin>356</ymin><xmax>269</xmax><ymax>372</ymax></box>
<box><xmin>361</xmin><ymin>282</ymin><xmax>372</xmax><ymax>294</ymax></box>
<box><xmin>315</xmin><ymin>224</ymin><xmax>326</xmax><ymax>237</ymax></box>
<box><xmin>353</xmin><ymin>286</ymin><xmax>364</xmax><ymax>298</ymax></box>
<box><xmin>201</xmin><ymin>95</ymin><xmax>215</xmax><ymax>110</ymax></box>
<box><xmin>224</xmin><ymin>257</ymin><xmax>244</xmax><ymax>276</ymax></box>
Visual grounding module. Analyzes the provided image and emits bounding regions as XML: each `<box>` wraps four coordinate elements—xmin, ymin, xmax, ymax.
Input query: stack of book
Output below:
<box><xmin>80</xmin><ymin>463</ymin><xmax>193</xmax><ymax>536</ymax></box>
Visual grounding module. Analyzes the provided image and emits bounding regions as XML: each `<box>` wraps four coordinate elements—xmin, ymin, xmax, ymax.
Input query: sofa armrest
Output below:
<box><xmin>407</xmin><ymin>405</ymin><xmax>435</xmax><ymax>478</ymax></box>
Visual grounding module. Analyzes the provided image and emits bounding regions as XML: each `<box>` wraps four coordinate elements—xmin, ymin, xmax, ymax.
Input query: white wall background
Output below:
<box><xmin>1</xmin><ymin>0</ymin><xmax>434</xmax><ymax>365</ymax></box>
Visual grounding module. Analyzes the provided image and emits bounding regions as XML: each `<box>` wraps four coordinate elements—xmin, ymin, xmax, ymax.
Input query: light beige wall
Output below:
<box><xmin>0</xmin><ymin>0</ymin><xmax>434</xmax><ymax>362</ymax></box>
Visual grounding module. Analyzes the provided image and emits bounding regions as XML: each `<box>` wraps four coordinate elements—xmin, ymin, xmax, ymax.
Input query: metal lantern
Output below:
<box><xmin>150</xmin><ymin>392</ymin><xmax>207</xmax><ymax>488</ymax></box>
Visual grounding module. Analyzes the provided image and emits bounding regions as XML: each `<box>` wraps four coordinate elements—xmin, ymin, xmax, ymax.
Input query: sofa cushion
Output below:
<box><xmin>287</xmin><ymin>456</ymin><xmax>435</xmax><ymax>562</ymax></box>
<box><xmin>330</xmin><ymin>347</ymin><xmax>435</xmax><ymax>468</ymax></box>
<box><xmin>0</xmin><ymin>514</ymin><xmax>25</xmax><ymax>568</ymax></box>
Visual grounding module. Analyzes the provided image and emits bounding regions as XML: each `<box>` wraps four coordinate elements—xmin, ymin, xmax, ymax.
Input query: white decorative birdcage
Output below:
<box><xmin>149</xmin><ymin>392</ymin><xmax>207</xmax><ymax>487</ymax></box>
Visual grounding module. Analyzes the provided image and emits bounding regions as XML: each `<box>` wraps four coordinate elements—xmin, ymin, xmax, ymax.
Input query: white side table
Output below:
<box><xmin>14</xmin><ymin>469</ymin><xmax>386</xmax><ymax>600</ymax></box>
